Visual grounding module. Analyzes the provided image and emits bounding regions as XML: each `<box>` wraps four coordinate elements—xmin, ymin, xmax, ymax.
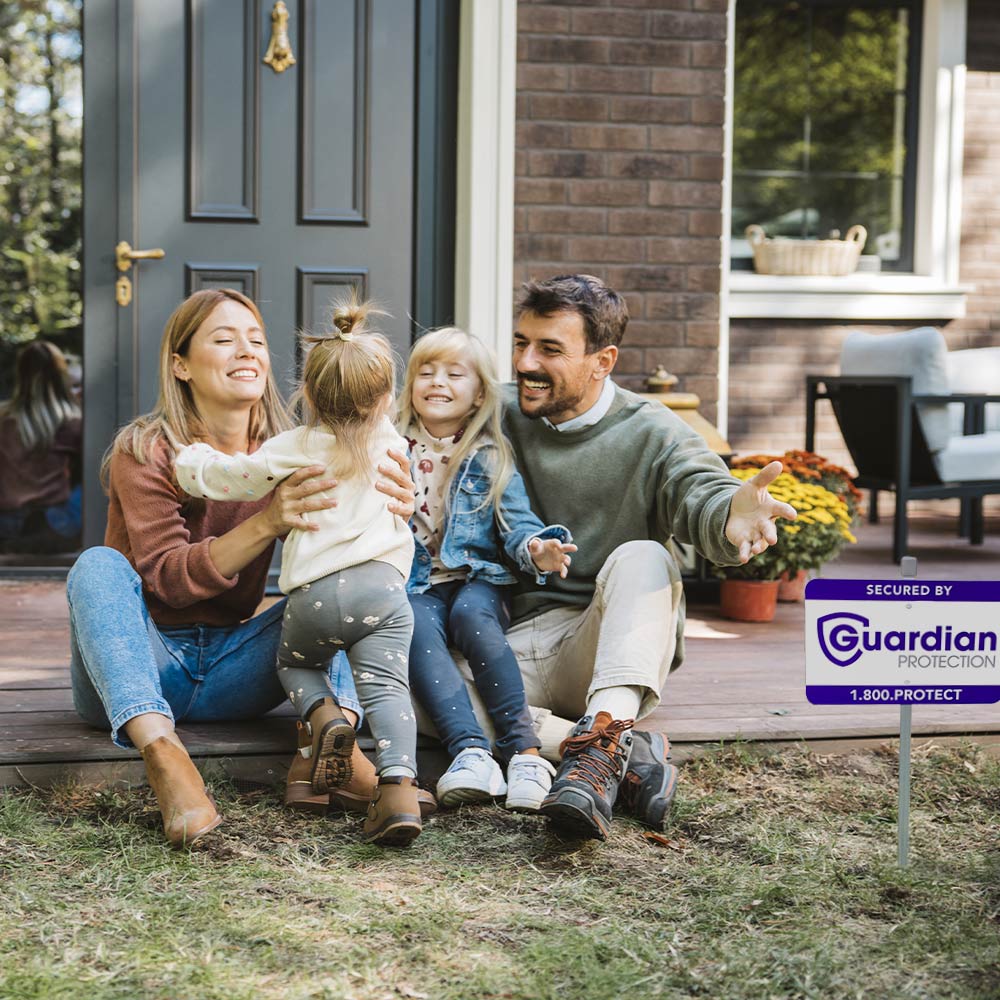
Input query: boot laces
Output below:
<box><xmin>559</xmin><ymin>718</ymin><xmax>633</xmax><ymax>793</ymax></box>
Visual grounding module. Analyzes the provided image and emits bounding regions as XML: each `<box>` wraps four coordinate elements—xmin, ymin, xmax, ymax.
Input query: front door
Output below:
<box><xmin>81</xmin><ymin>0</ymin><xmax>457</xmax><ymax>546</ymax></box>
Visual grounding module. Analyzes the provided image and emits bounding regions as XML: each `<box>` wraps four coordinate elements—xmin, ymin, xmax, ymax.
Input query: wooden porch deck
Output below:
<box><xmin>3</xmin><ymin>509</ymin><xmax>999</xmax><ymax>789</ymax></box>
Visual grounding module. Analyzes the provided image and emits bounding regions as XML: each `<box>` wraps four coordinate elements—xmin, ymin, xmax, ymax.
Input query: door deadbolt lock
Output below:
<box><xmin>114</xmin><ymin>240</ymin><xmax>164</xmax><ymax>307</ymax></box>
<box><xmin>116</xmin><ymin>275</ymin><xmax>133</xmax><ymax>307</ymax></box>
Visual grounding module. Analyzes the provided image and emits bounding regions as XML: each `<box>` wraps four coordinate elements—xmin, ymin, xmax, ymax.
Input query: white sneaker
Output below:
<box><xmin>504</xmin><ymin>753</ymin><xmax>557</xmax><ymax>812</ymax></box>
<box><xmin>436</xmin><ymin>747</ymin><xmax>507</xmax><ymax>807</ymax></box>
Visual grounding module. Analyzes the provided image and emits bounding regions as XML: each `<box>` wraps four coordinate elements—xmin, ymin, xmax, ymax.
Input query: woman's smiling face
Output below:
<box><xmin>172</xmin><ymin>299</ymin><xmax>271</xmax><ymax>412</ymax></box>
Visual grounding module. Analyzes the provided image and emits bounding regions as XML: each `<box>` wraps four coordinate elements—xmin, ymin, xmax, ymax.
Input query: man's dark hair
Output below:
<box><xmin>517</xmin><ymin>274</ymin><xmax>629</xmax><ymax>353</ymax></box>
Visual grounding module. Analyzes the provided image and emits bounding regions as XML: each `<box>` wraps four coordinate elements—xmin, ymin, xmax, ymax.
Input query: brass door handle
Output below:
<box><xmin>115</xmin><ymin>240</ymin><xmax>165</xmax><ymax>273</ymax></box>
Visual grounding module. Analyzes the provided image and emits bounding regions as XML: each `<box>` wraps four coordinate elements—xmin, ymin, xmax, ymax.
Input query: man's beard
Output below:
<box><xmin>516</xmin><ymin>372</ymin><xmax>587</xmax><ymax>421</ymax></box>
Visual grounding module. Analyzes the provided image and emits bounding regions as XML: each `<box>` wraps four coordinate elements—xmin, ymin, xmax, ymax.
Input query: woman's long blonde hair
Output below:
<box><xmin>0</xmin><ymin>340</ymin><xmax>80</xmax><ymax>451</ymax></box>
<box><xmin>292</xmin><ymin>296</ymin><xmax>396</xmax><ymax>482</ymax></box>
<box><xmin>396</xmin><ymin>327</ymin><xmax>514</xmax><ymax>526</ymax></box>
<box><xmin>101</xmin><ymin>288</ymin><xmax>291</xmax><ymax>487</ymax></box>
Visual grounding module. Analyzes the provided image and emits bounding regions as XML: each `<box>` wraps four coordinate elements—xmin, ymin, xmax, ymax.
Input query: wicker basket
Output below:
<box><xmin>745</xmin><ymin>224</ymin><xmax>867</xmax><ymax>276</ymax></box>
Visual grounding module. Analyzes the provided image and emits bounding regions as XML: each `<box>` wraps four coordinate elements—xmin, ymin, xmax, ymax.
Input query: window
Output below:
<box><xmin>731</xmin><ymin>0</ymin><xmax>921</xmax><ymax>272</ymax></box>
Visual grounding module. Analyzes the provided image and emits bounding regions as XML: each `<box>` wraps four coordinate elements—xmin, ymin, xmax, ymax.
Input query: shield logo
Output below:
<box><xmin>817</xmin><ymin>612</ymin><xmax>870</xmax><ymax>668</ymax></box>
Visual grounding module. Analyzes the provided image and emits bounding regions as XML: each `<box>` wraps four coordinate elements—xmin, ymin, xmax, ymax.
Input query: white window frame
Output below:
<box><xmin>725</xmin><ymin>0</ymin><xmax>971</xmax><ymax>322</ymax></box>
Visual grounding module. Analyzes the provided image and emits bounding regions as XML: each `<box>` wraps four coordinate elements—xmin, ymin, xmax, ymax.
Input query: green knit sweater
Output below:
<box><xmin>502</xmin><ymin>383</ymin><xmax>742</xmax><ymax>627</ymax></box>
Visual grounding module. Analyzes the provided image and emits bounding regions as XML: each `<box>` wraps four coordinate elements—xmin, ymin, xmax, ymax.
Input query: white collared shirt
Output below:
<box><xmin>543</xmin><ymin>377</ymin><xmax>616</xmax><ymax>433</ymax></box>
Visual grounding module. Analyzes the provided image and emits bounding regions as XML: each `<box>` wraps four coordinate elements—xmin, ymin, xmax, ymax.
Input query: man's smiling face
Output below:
<box><xmin>512</xmin><ymin>310</ymin><xmax>613</xmax><ymax>424</ymax></box>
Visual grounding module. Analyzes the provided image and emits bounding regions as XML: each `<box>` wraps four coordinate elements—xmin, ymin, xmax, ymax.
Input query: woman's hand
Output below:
<box><xmin>376</xmin><ymin>448</ymin><xmax>416</xmax><ymax>519</ymax></box>
<box><xmin>263</xmin><ymin>465</ymin><xmax>338</xmax><ymax>535</ymax></box>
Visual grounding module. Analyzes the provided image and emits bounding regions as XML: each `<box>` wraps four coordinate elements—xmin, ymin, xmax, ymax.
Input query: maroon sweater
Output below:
<box><xmin>105</xmin><ymin>439</ymin><xmax>274</xmax><ymax>627</ymax></box>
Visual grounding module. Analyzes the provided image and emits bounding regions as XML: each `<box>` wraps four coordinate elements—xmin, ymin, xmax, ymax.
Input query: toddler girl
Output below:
<box><xmin>398</xmin><ymin>328</ymin><xmax>576</xmax><ymax>811</ymax></box>
<box><xmin>176</xmin><ymin>300</ymin><xmax>427</xmax><ymax>846</ymax></box>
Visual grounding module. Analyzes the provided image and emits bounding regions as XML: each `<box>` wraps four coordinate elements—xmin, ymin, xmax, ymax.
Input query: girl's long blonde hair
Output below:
<box><xmin>101</xmin><ymin>288</ymin><xmax>291</xmax><ymax>488</ymax></box>
<box><xmin>396</xmin><ymin>327</ymin><xmax>514</xmax><ymax>526</ymax></box>
<box><xmin>293</xmin><ymin>296</ymin><xmax>396</xmax><ymax>482</ymax></box>
<box><xmin>0</xmin><ymin>340</ymin><xmax>80</xmax><ymax>452</ymax></box>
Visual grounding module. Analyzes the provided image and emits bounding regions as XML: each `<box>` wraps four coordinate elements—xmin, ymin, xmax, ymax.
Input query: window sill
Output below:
<box><xmin>727</xmin><ymin>272</ymin><xmax>971</xmax><ymax>321</ymax></box>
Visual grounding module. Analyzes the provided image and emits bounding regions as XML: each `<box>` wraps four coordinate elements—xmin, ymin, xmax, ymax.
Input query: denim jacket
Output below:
<box><xmin>406</xmin><ymin>445</ymin><xmax>572</xmax><ymax>594</ymax></box>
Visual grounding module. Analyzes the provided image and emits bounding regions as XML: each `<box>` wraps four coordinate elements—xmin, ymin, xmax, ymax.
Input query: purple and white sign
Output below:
<box><xmin>805</xmin><ymin>579</ymin><xmax>1000</xmax><ymax>706</ymax></box>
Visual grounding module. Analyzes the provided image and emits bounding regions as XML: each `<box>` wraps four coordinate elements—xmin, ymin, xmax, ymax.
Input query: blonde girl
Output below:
<box><xmin>176</xmin><ymin>299</ymin><xmax>429</xmax><ymax>846</ymax></box>
<box><xmin>398</xmin><ymin>328</ymin><xmax>576</xmax><ymax>811</ymax></box>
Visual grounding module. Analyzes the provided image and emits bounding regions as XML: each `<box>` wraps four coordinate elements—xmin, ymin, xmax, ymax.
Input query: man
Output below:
<box><xmin>496</xmin><ymin>273</ymin><xmax>794</xmax><ymax>840</ymax></box>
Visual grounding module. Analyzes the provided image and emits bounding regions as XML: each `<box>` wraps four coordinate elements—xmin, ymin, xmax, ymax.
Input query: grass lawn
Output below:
<box><xmin>1</xmin><ymin>742</ymin><xmax>997</xmax><ymax>1000</ymax></box>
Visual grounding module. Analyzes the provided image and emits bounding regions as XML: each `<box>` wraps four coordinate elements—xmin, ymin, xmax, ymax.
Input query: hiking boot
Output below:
<box><xmin>286</xmin><ymin>722</ymin><xmax>437</xmax><ymax>818</ymax></box>
<box><xmin>436</xmin><ymin>747</ymin><xmax>507</xmax><ymax>807</ymax></box>
<box><xmin>305</xmin><ymin>699</ymin><xmax>356</xmax><ymax>795</ymax></box>
<box><xmin>362</xmin><ymin>776</ymin><xmax>424</xmax><ymax>846</ymax></box>
<box><xmin>616</xmin><ymin>729</ymin><xmax>678</xmax><ymax>831</ymax></box>
<box><xmin>504</xmin><ymin>753</ymin><xmax>557</xmax><ymax>812</ymax></box>
<box><xmin>539</xmin><ymin>712</ymin><xmax>633</xmax><ymax>841</ymax></box>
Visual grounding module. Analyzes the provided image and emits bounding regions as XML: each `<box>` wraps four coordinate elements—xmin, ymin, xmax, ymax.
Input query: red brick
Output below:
<box><xmin>608</xmin><ymin>153</ymin><xmax>687</xmax><ymax>179</ymax></box>
<box><xmin>515</xmin><ymin>178</ymin><xmax>568</xmax><ymax>204</ymax></box>
<box><xmin>623</xmin><ymin>319</ymin><xmax>685</xmax><ymax>345</ymax></box>
<box><xmin>516</xmin><ymin>122</ymin><xmax>570</xmax><ymax>148</ymax></box>
<box><xmin>690</xmin><ymin>40</ymin><xmax>726</xmax><ymax>68</ymax></box>
<box><xmin>692</xmin><ymin>0</ymin><xmax>728</xmax><ymax>10</ymax></box>
<box><xmin>691</xmin><ymin>97</ymin><xmax>725</xmax><ymax>124</ymax></box>
<box><xmin>651</xmin><ymin>67</ymin><xmax>725</xmax><ymax>97</ymax></box>
<box><xmin>608</xmin><ymin>40</ymin><xmax>689</xmax><ymax>66</ymax></box>
<box><xmin>522</xmin><ymin>37</ymin><xmax>610</xmax><ymax>64</ymax></box>
<box><xmin>649</xmin><ymin>125</ymin><xmax>722</xmax><ymax>153</ymax></box>
<box><xmin>528</xmin><ymin>151</ymin><xmax>605</xmax><ymax>178</ymax></box>
<box><xmin>530</xmin><ymin>94</ymin><xmax>609</xmax><ymax>121</ymax></box>
<box><xmin>570</xmin><ymin>66</ymin><xmax>649</xmax><ymax>94</ymax></box>
<box><xmin>647</xmin><ymin>237</ymin><xmax>720</xmax><ymax>264</ymax></box>
<box><xmin>686</xmin><ymin>264</ymin><xmax>721</xmax><ymax>292</ymax></box>
<box><xmin>514</xmin><ymin>206</ymin><xmax>527</xmax><ymax>233</ymax></box>
<box><xmin>517</xmin><ymin>64</ymin><xmax>570</xmax><ymax>91</ymax></box>
<box><xmin>567</xmin><ymin>124</ymin><xmax>649</xmax><ymax>150</ymax></box>
<box><xmin>609</xmin><ymin>209</ymin><xmax>687</xmax><ymax>236</ymax></box>
<box><xmin>610</xmin><ymin>96</ymin><xmax>690</xmax><ymax>124</ymax></box>
<box><xmin>603</xmin><ymin>0</ymin><xmax>692</xmax><ymax>8</ymax></box>
<box><xmin>568</xmin><ymin>179</ymin><xmax>646</xmax><ymax>206</ymax></box>
<box><xmin>690</xmin><ymin>154</ymin><xmax>724</xmax><ymax>181</ymax></box>
<box><xmin>566</xmin><ymin>236</ymin><xmax>644</xmax><ymax>263</ymax></box>
<box><xmin>688</xmin><ymin>210</ymin><xmax>722</xmax><ymax>236</ymax></box>
<box><xmin>676</xmin><ymin>293</ymin><xmax>719</xmax><ymax>319</ymax></box>
<box><xmin>684</xmin><ymin>321</ymin><xmax>720</xmax><ymax>346</ymax></box>
<box><xmin>647</xmin><ymin>346</ymin><xmax>718</xmax><ymax>374</ymax></box>
<box><xmin>651</xmin><ymin>11</ymin><xmax>726</xmax><ymax>40</ymax></box>
<box><xmin>615</xmin><ymin>346</ymin><xmax>647</xmax><ymax>375</ymax></box>
<box><xmin>608</xmin><ymin>266</ymin><xmax>686</xmax><ymax>292</ymax></box>
<box><xmin>515</xmin><ymin>234</ymin><xmax>567</xmax><ymax>259</ymax></box>
<box><xmin>514</xmin><ymin>150</ymin><xmax>527</xmax><ymax>176</ymax></box>
<box><xmin>645</xmin><ymin>292</ymin><xmax>682</xmax><ymax>318</ymax></box>
<box><xmin>517</xmin><ymin>5</ymin><xmax>571</xmax><ymax>32</ymax></box>
<box><xmin>571</xmin><ymin>9</ymin><xmax>649</xmax><ymax>36</ymax></box>
<box><xmin>527</xmin><ymin>207</ymin><xmax>607</xmax><ymax>234</ymax></box>
<box><xmin>649</xmin><ymin>180</ymin><xmax>721</xmax><ymax>208</ymax></box>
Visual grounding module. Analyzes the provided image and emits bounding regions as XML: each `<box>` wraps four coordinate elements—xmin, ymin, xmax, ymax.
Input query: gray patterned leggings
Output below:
<box><xmin>277</xmin><ymin>561</ymin><xmax>416</xmax><ymax>776</ymax></box>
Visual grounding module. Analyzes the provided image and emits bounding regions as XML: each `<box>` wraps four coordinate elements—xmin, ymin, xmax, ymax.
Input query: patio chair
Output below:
<box><xmin>805</xmin><ymin>327</ymin><xmax>1000</xmax><ymax>562</ymax></box>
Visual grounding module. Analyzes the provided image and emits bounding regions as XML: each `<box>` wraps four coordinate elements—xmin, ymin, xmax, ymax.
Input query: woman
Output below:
<box><xmin>66</xmin><ymin>288</ymin><xmax>415</xmax><ymax>848</ymax></box>
<box><xmin>0</xmin><ymin>339</ymin><xmax>82</xmax><ymax>550</ymax></box>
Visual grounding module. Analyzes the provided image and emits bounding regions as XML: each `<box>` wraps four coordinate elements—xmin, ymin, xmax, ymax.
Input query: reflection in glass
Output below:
<box><xmin>732</xmin><ymin>0</ymin><xmax>918</xmax><ymax>270</ymax></box>
<box><xmin>0</xmin><ymin>0</ymin><xmax>83</xmax><ymax>560</ymax></box>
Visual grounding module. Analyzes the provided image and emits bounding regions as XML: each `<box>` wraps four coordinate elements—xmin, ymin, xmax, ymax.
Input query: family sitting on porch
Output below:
<box><xmin>65</xmin><ymin>274</ymin><xmax>795</xmax><ymax>849</ymax></box>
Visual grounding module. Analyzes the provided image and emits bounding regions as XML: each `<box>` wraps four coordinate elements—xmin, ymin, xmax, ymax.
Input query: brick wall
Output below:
<box><xmin>513</xmin><ymin>0</ymin><xmax>728</xmax><ymax>415</ymax></box>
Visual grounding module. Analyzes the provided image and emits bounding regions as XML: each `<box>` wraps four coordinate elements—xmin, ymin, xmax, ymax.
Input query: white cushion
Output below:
<box><xmin>946</xmin><ymin>347</ymin><xmax>1000</xmax><ymax>434</ymax></box>
<box><xmin>840</xmin><ymin>327</ymin><xmax>951</xmax><ymax>453</ymax></box>
<box><xmin>935</xmin><ymin>431</ymin><xmax>1000</xmax><ymax>482</ymax></box>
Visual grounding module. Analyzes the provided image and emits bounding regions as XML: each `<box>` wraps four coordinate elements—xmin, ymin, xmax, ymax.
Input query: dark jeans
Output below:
<box><xmin>408</xmin><ymin>579</ymin><xmax>539</xmax><ymax>764</ymax></box>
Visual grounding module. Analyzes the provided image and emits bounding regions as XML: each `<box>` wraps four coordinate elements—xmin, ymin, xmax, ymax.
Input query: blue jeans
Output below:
<box><xmin>408</xmin><ymin>579</ymin><xmax>539</xmax><ymax>763</ymax></box>
<box><xmin>67</xmin><ymin>547</ymin><xmax>361</xmax><ymax>749</ymax></box>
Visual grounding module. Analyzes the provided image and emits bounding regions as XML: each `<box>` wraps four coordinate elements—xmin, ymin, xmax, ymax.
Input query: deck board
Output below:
<box><xmin>2</xmin><ymin>511</ymin><xmax>998</xmax><ymax>787</ymax></box>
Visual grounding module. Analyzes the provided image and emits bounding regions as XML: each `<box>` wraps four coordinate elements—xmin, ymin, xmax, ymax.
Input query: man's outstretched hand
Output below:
<box><xmin>528</xmin><ymin>537</ymin><xmax>578</xmax><ymax>578</ymax></box>
<box><xmin>724</xmin><ymin>460</ymin><xmax>798</xmax><ymax>563</ymax></box>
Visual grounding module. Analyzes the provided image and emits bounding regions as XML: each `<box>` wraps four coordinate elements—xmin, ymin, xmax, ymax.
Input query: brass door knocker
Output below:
<box><xmin>263</xmin><ymin>1</ymin><xmax>296</xmax><ymax>73</ymax></box>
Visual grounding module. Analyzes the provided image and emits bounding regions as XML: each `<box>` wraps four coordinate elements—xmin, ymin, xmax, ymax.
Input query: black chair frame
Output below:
<box><xmin>805</xmin><ymin>375</ymin><xmax>1000</xmax><ymax>563</ymax></box>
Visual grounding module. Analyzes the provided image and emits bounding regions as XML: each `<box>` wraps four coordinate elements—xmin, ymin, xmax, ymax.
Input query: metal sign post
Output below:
<box><xmin>804</xmin><ymin>565</ymin><xmax>1000</xmax><ymax>868</ymax></box>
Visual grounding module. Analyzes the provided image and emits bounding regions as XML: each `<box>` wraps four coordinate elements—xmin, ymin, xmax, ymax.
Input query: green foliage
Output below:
<box><xmin>0</xmin><ymin>1</ymin><xmax>82</xmax><ymax>387</ymax></box>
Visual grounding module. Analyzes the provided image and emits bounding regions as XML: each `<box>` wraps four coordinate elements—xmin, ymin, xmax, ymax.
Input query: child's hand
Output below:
<box><xmin>528</xmin><ymin>537</ymin><xmax>577</xmax><ymax>578</ymax></box>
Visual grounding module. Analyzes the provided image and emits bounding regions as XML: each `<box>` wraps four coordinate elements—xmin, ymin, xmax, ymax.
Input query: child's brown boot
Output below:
<box><xmin>305</xmin><ymin>698</ymin><xmax>356</xmax><ymax>794</ymax></box>
<box><xmin>362</xmin><ymin>776</ymin><xmax>424</xmax><ymax>846</ymax></box>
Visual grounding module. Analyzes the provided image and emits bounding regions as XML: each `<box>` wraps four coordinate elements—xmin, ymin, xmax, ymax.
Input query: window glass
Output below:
<box><xmin>732</xmin><ymin>0</ymin><xmax>920</xmax><ymax>271</ymax></box>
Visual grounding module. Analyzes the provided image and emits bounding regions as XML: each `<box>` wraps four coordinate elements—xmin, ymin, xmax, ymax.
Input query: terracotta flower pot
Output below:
<box><xmin>777</xmin><ymin>568</ymin><xmax>809</xmax><ymax>602</ymax></box>
<box><xmin>719</xmin><ymin>578</ymin><xmax>780</xmax><ymax>622</ymax></box>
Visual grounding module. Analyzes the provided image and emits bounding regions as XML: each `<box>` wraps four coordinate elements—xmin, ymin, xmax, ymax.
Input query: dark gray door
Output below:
<box><xmin>82</xmin><ymin>0</ymin><xmax>456</xmax><ymax>546</ymax></box>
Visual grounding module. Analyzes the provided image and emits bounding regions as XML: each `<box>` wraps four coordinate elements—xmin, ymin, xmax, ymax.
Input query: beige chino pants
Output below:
<box><xmin>413</xmin><ymin>541</ymin><xmax>684</xmax><ymax>761</ymax></box>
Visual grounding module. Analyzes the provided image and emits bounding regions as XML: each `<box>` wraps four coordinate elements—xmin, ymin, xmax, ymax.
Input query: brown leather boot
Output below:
<box><xmin>362</xmin><ymin>776</ymin><xmax>423</xmax><ymax>846</ymax></box>
<box><xmin>306</xmin><ymin>699</ymin><xmax>356</xmax><ymax>794</ymax></box>
<box><xmin>141</xmin><ymin>736</ymin><xmax>222</xmax><ymax>848</ymax></box>
<box><xmin>284</xmin><ymin>721</ymin><xmax>330</xmax><ymax>814</ymax></box>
